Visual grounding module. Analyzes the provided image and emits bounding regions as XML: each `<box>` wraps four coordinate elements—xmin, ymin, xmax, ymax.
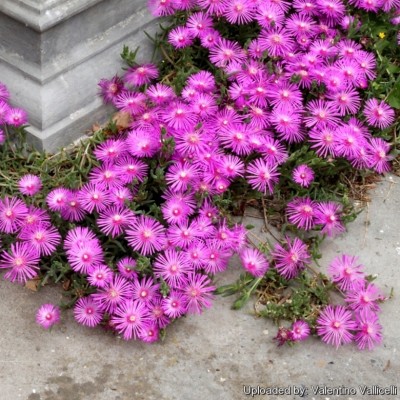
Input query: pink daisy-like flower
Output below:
<box><xmin>114</xmin><ymin>91</ymin><xmax>146</xmax><ymax>115</ymax></box>
<box><xmin>223</xmin><ymin>0</ymin><xmax>255</xmax><ymax>25</ymax></box>
<box><xmin>167</xmin><ymin>221</ymin><xmax>200</xmax><ymax>249</ymax></box>
<box><xmin>261</xmin><ymin>136</ymin><xmax>289</xmax><ymax>166</ymax></box>
<box><xmin>66</xmin><ymin>241</ymin><xmax>104</xmax><ymax>274</ymax></box>
<box><xmin>255</xmin><ymin>2</ymin><xmax>285</xmax><ymax>29</ymax></box>
<box><xmin>367</xmin><ymin>138</ymin><xmax>392</xmax><ymax>174</ymax></box>
<box><xmin>93</xmin><ymin>139</ymin><xmax>127</xmax><ymax>163</ymax></box>
<box><xmin>127</xmin><ymin>127</ymin><xmax>161</xmax><ymax>158</ymax></box>
<box><xmin>209</xmin><ymin>38</ymin><xmax>246</xmax><ymax>67</ymax></box>
<box><xmin>328</xmin><ymin>254</ymin><xmax>365</xmax><ymax>291</ymax></box>
<box><xmin>354</xmin><ymin>310</ymin><xmax>383</xmax><ymax>350</ymax></box>
<box><xmin>272</xmin><ymin>237</ymin><xmax>311</xmax><ymax>280</ymax></box>
<box><xmin>270</xmin><ymin>106</ymin><xmax>304</xmax><ymax>143</ymax></box>
<box><xmin>126</xmin><ymin>215</ymin><xmax>166</xmax><ymax>256</ymax></box>
<box><xmin>304</xmin><ymin>100</ymin><xmax>341</xmax><ymax>128</ymax></box>
<box><xmin>146</xmin><ymin>83</ymin><xmax>176</xmax><ymax>105</ymax></box>
<box><xmin>363</xmin><ymin>99</ymin><xmax>395</xmax><ymax>129</ymax></box>
<box><xmin>23</xmin><ymin>206</ymin><xmax>51</xmax><ymax>228</ymax></box>
<box><xmin>183</xmin><ymin>241</ymin><xmax>207</xmax><ymax>270</ymax></box>
<box><xmin>93</xmin><ymin>275</ymin><xmax>133</xmax><ymax>314</ymax></box>
<box><xmin>148</xmin><ymin>297</ymin><xmax>170</xmax><ymax>329</ymax></box>
<box><xmin>168</xmin><ymin>26</ymin><xmax>195</xmax><ymax>49</ymax></box>
<box><xmin>163</xmin><ymin>101</ymin><xmax>198</xmax><ymax>131</ymax></box>
<box><xmin>291</xmin><ymin>320</ymin><xmax>311</xmax><ymax>341</ymax></box>
<box><xmin>148</xmin><ymin>0</ymin><xmax>176</xmax><ymax>16</ymax></box>
<box><xmin>64</xmin><ymin>227</ymin><xmax>97</xmax><ymax>251</ymax></box>
<box><xmin>73</xmin><ymin>296</ymin><xmax>104</xmax><ymax>328</ymax></box>
<box><xmin>89</xmin><ymin>163</ymin><xmax>122</xmax><ymax>189</ymax></box>
<box><xmin>154</xmin><ymin>249</ymin><xmax>192</xmax><ymax>288</ymax></box>
<box><xmin>0</xmin><ymin>242</ymin><xmax>40</xmax><ymax>284</ymax></box>
<box><xmin>78</xmin><ymin>183</ymin><xmax>112</xmax><ymax>213</ymax></box>
<box><xmin>199</xmin><ymin>29</ymin><xmax>222</xmax><ymax>49</ymax></box>
<box><xmin>239</xmin><ymin>247</ymin><xmax>269</xmax><ymax>277</ymax></box>
<box><xmin>315</xmin><ymin>201</ymin><xmax>345</xmax><ymax>237</ymax></box>
<box><xmin>18</xmin><ymin>222</ymin><xmax>61</xmax><ymax>256</ymax></box>
<box><xmin>40</xmin><ymin>187</ymin><xmax>67</xmax><ymax>218</ymax></box>
<box><xmin>186</xmin><ymin>12</ymin><xmax>213</xmax><ymax>37</ymax></box>
<box><xmin>259</xmin><ymin>27</ymin><xmax>294</xmax><ymax>57</ymax></box>
<box><xmin>161</xmin><ymin>192</ymin><xmax>196</xmax><ymax>225</ymax></box>
<box><xmin>182</xmin><ymin>273</ymin><xmax>215</xmax><ymax>314</ymax></box>
<box><xmin>202</xmin><ymin>240</ymin><xmax>232</xmax><ymax>274</ymax></box>
<box><xmin>246</xmin><ymin>158</ymin><xmax>280</xmax><ymax>195</ymax></box>
<box><xmin>0</xmin><ymin>196</ymin><xmax>28</xmax><ymax>234</ymax></box>
<box><xmin>354</xmin><ymin>51</ymin><xmax>376</xmax><ymax>80</ymax></box>
<box><xmin>316</xmin><ymin>0</ymin><xmax>345</xmax><ymax>25</ymax></box>
<box><xmin>36</xmin><ymin>304</ymin><xmax>60</xmax><ymax>330</ymax></box>
<box><xmin>317</xmin><ymin>305</ymin><xmax>356</xmax><ymax>349</ymax></box>
<box><xmin>196</xmin><ymin>0</ymin><xmax>226</xmax><ymax>14</ymax></box>
<box><xmin>18</xmin><ymin>174</ymin><xmax>42</xmax><ymax>196</ymax></box>
<box><xmin>218</xmin><ymin>122</ymin><xmax>252</xmax><ymax>156</ymax></box>
<box><xmin>87</xmin><ymin>264</ymin><xmax>114</xmax><ymax>288</ymax></box>
<box><xmin>98</xmin><ymin>75</ymin><xmax>124</xmax><ymax>104</ymax></box>
<box><xmin>187</xmin><ymin>70</ymin><xmax>216</xmax><ymax>93</ymax></box>
<box><xmin>308</xmin><ymin>126</ymin><xmax>337</xmax><ymax>158</ymax></box>
<box><xmin>111</xmin><ymin>299</ymin><xmax>151</xmax><ymax>340</ymax></box>
<box><xmin>327</xmin><ymin>88</ymin><xmax>362</xmax><ymax>116</ymax></box>
<box><xmin>292</xmin><ymin>164</ymin><xmax>315</xmax><ymax>188</ymax></box>
<box><xmin>6</xmin><ymin>107</ymin><xmax>28</xmax><ymax>127</ymax></box>
<box><xmin>97</xmin><ymin>207</ymin><xmax>135</xmax><ymax>238</ymax></box>
<box><xmin>345</xmin><ymin>282</ymin><xmax>382</xmax><ymax>313</ymax></box>
<box><xmin>139</xmin><ymin>323</ymin><xmax>160</xmax><ymax>343</ymax></box>
<box><xmin>115</xmin><ymin>155</ymin><xmax>148</xmax><ymax>184</ymax></box>
<box><xmin>117</xmin><ymin>257</ymin><xmax>138</xmax><ymax>281</ymax></box>
<box><xmin>162</xmin><ymin>290</ymin><xmax>188</xmax><ymax>318</ymax></box>
<box><xmin>165</xmin><ymin>162</ymin><xmax>200</xmax><ymax>192</ymax></box>
<box><xmin>124</xmin><ymin>64</ymin><xmax>158</xmax><ymax>87</ymax></box>
<box><xmin>190</xmin><ymin>93</ymin><xmax>218</xmax><ymax>118</ymax></box>
<box><xmin>133</xmin><ymin>277</ymin><xmax>160</xmax><ymax>304</ymax></box>
<box><xmin>286</xmin><ymin>197</ymin><xmax>317</xmax><ymax>231</ymax></box>
<box><xmin>60</xmin><ymin>190</ymin><xmax>86</xmax><ymax>222</ymax></box>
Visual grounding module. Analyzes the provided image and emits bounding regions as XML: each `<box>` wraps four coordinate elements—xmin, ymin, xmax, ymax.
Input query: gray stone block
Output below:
<box><xmin>0</xmin><ymin>0</ymin><xmax>158</xmax><ymax>152</ymax></box>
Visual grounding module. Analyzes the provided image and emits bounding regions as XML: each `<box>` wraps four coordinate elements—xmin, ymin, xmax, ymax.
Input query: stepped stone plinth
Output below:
<box><xmin>0</xmin><ymin>0</ymin><xmax>155</xmax><ymax>151</ymax></box>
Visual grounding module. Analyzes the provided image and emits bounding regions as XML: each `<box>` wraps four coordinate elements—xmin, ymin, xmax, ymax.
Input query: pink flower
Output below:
<box><xmin>328</xmin><ymin>254</ymin><xmax>365</xmax><ymax>291</ymax></box>
<box><xmin>182</xmin><ymin>273</ymin><xmax>215</xmax><ymax>314</ymax></box>
<box><xmin>36</xmin><ymin>304</ymin><xmax>60</xmax><ymax>330</ymax></box>
<box><xmin>363</xmin><ymin>99</ymin><xmax>395</xmax><ymax>129</ymax></box>
<box><xmin>162</xmin><ymin>290</ymin><xmax>188</xmax><ymax>318</ymax></box>
<box><xmin>124</xmin><ymin>64</ymin><xmax>158</xmax><ymax>87</ymax></box>
<box><xmin>93</xmin><ymin>276</ymin><xmax>133</xmax><ymax>314</ymax></box>
<box><xmin>117</xmin><ymin>257</ymin><xmax>138</xmax><ymax>281</ymax></box>
<box><xmin>126</xmin><ymin>215</ymin><xmax>166</xmax><ymax>256</ymax></box>
<box><xmin>291</xmin><ymin>320</ymin><xmax>310</xmax><ymax>341</ymax></box>
<box><xmin>367</xmin><ymin>138</ymin><xmax>392</xmax><ymax>174</ymax></box>
<box><xmin>239</xmin><ymin>247</ymin><xmax>269</xmax><ymax>277</ymax></box>
<box><xmin>317</xmin><ymin>305</ymin><xmax>356</xmax><ymax>349</ymax></box>
<box><xmin>0</xmin><ymin>242</ymin><xmax>40</xmax><ymax>284</ymax></box>
<box><xmin>98</xmin><ymin>75</ymin><xmax>124</xmax><ymax>104</ymax></box>
<box><xmin>168</xmin><ymin>26</ymin><xmax>195</xmax><ymax>49</ymax></box>
<box><xmin>0</xmin><ymin>196</ymin><xmax>28</xmax><ymax>234</ymax></box>
<box><xmin>97</xmin><ymin>207</ymin><xmax>135</xmax><ymax>237</ymax></box>
<box><xmin>354</xmin><ymin>310</ymin><xmax>383</xmax><ymax>350</ymax></box>
<box><xmin>292</xmin><ymin>165</ymin><xmax>315</xmax><ymax>187</ymax></box>
<box><xmin>223</xmin><ymin>0</ymin><xmax>256</xmax><ymax>25</ymax></box>
<box><xmin>74</xmin><ymin>296</ymin><xmax>104</xmax><ymax>327</ymax></box>
<box><xmin>272</xmin><ymin>237</ymin><xmax>311</xmax><ymax>279</ymax></box>
<box><xmin>315</xmin><ymin>201</ymin><xmax>345</xmax><ymax>237</ymax></box>
<box><xmin>18</xmin><ymin>174</ymin><xmax>42</xmax><ymax>196</ymax></box>
<box><xmin>286</xmin><ymin>197</ymin><xmax>317</xmax><ymax>230</ymax></box>
<box><xmin>6</xmin><ymin>107</ymin><xmax>28</xmax><ymax>127</ymax></box>
<box><xmin>111</xmin><ymin>300</ymin><xmax>151</xmax><ymax>340</ymax></box>
<box><xmin>87</xmin><ymin>264</ymin><xmax>114</xmax><ymax>288</ymax></box>
<box><xmin>246</xmin><ymin>158</ymin><xmax>280</xmax><ymax>195</ymax></box>
<box><xmin>18</xmin><ymin>223</ymin><xmax>61</xmax><ymax>256</ymax></box>
<box><xmin>154</xmin><ymin>249</ymin><xmax>192</xmax><ymax>288</ymax></box>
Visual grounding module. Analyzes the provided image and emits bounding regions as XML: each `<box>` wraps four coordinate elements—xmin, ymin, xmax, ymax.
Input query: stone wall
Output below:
<box><xmin>0</xmin><ymin>0</ymin><xmax>156</xmax><ymax>152</ymax></box>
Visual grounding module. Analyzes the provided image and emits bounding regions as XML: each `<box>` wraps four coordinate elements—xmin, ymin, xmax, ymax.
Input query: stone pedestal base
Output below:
<box><xmin>0</xmin><ymin>0</ymin><xmax>156</xmax><ymax>151</ymax></box>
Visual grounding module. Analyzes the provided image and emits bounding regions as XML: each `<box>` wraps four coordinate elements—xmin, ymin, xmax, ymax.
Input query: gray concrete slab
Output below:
<box><xmin>0</xmin><ymin>175</ymin><xmax>399</xmax><ymax>400</ymax></box>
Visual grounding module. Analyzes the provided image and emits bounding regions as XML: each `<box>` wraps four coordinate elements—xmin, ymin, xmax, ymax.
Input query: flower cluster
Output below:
<box><xmin>0</xmin><ymin>0</ymin><xmax>397</xmax><ymax>347</ymax></box>
<box><xmin>316</xmin><ymin>254</ymin><xmax>384</xmax><ymax>350</ymax></box>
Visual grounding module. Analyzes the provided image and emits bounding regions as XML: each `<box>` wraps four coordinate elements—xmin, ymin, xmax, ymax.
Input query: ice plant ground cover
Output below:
<box><xmin>0</xmin><ymin>0</ymin><xmax>399</xmax><ymax>349</ymax></box>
